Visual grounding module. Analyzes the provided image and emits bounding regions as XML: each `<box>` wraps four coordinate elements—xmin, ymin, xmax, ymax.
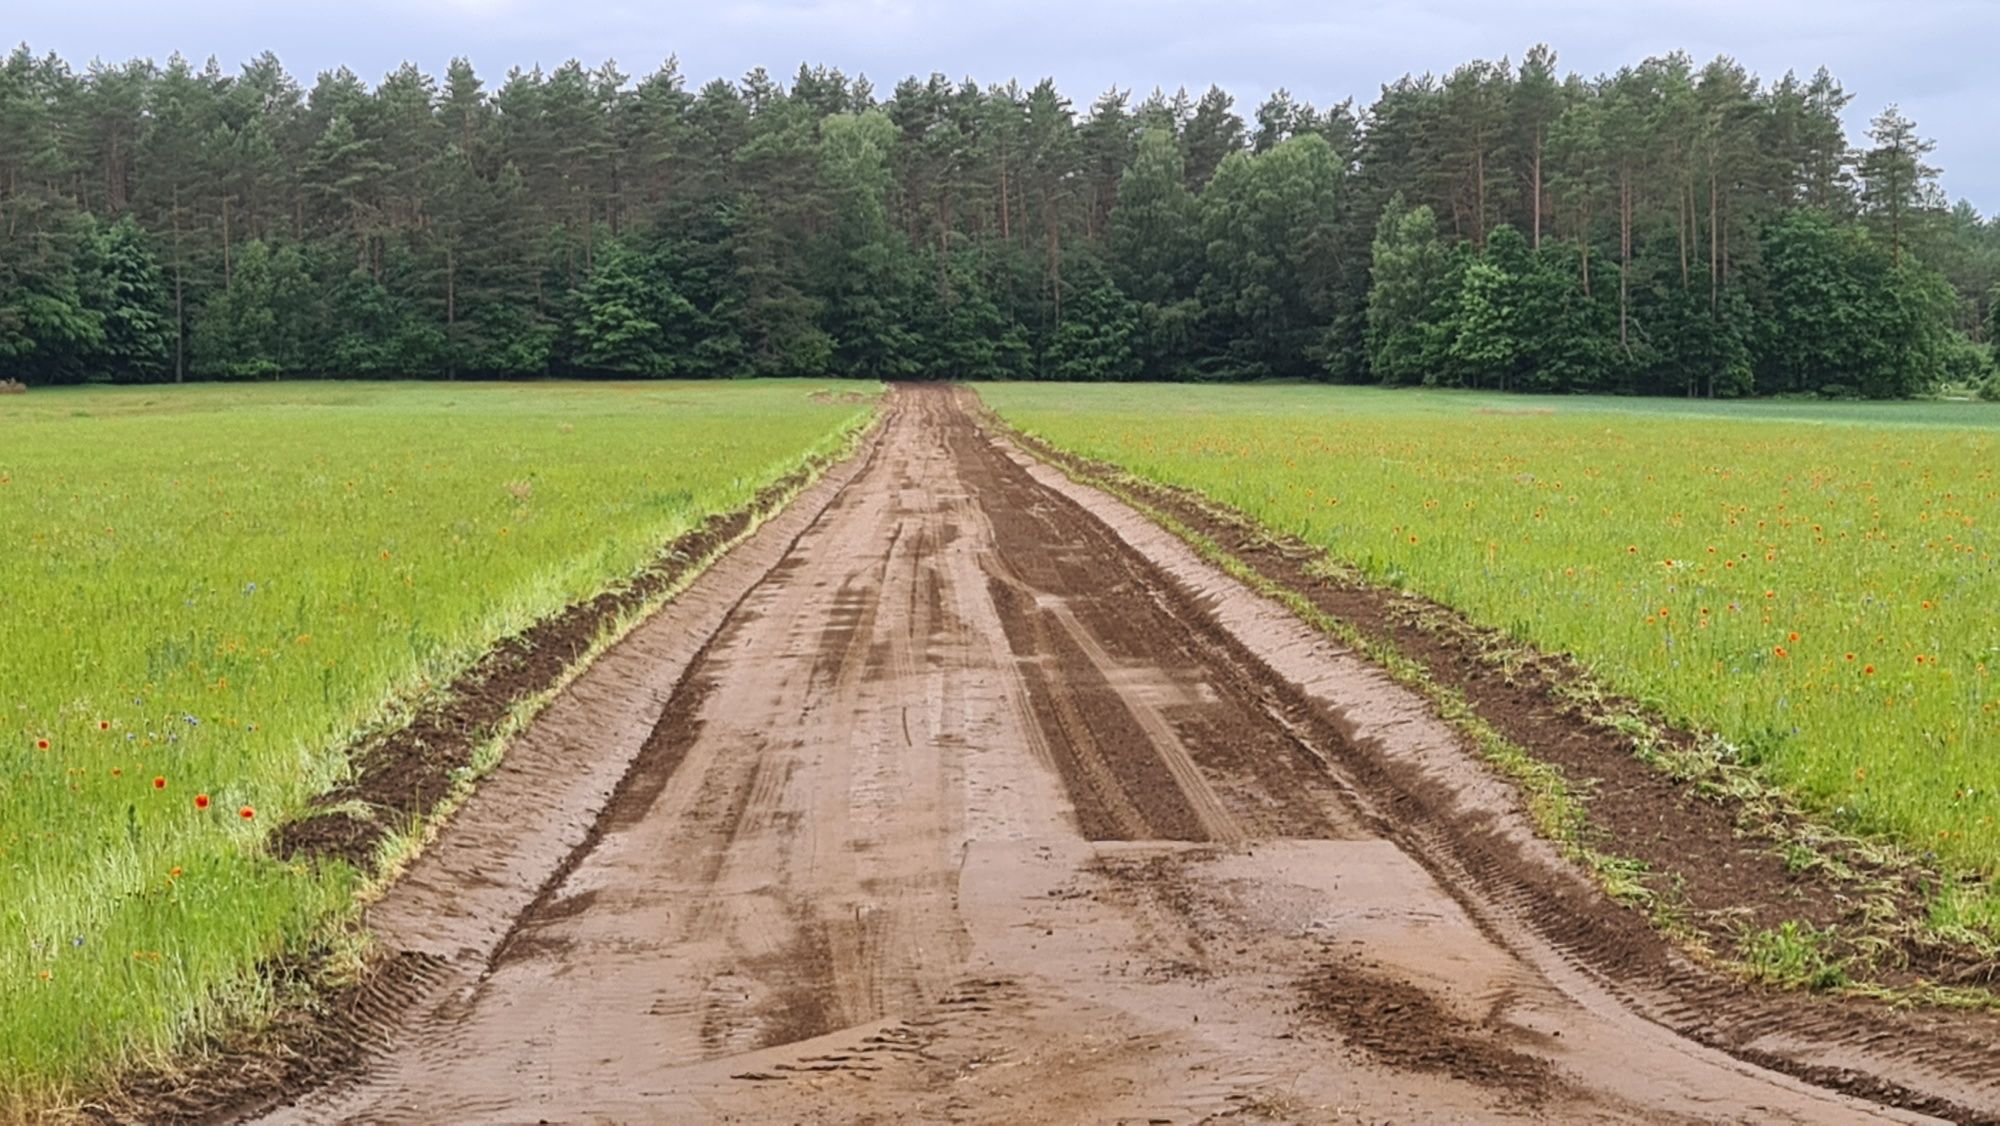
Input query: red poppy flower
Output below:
<box><xmin>239</xmin><ymin>806</ymin><xmax>255</xmax><ymax>820</ymax></box>
<box><xmin>34</xmin><ymin>739</ymin><xmax>49</xmax><ymax>751</ymax></box>
<box><xmin>97</xmin><ymin>720</ymin><xmax>111</xmax><ymax>731</ymax></box>
<box><xmin>194</xmin><ymin>794</ymin><xmax>210</xmax><ymax>810</ymax></box>
<box><xmin>153</xmin><ymin>776</ymin><xmax>166</xmax><ymax>790</ymax></box>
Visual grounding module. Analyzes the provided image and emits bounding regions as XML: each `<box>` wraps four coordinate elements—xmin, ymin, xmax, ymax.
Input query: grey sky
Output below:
<box><xmin>16</xmin><ymin>0</ymin><xmax>1996</xmax><ymax>214</ymax></box>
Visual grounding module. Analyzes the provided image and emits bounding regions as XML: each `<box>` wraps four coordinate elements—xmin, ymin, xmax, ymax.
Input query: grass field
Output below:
<box><xmin>0</xmin><ymin>380</ymin><xmax>875</xmax><ymax>1104</ymax></box>
<box><xmin>983</xmin><ymin>383</ymin><xmax>2000</xmax><ymax>916</ymax></box>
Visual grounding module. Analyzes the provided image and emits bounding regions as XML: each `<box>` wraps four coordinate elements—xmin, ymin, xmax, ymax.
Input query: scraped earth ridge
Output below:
<box><xmin>249</xmin><ymin>387</ymin><xmax>1994</xmax><ymax>1125</ymax></box>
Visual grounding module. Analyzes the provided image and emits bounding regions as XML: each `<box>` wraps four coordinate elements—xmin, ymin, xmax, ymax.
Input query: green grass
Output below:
<box><xmin>0</xmin><ymin>379</ymin><xmax>876</xmax><ymax>1107</ymax></box>
<box><xmin>1740</xmin><ymin>920</ymin><xmax>1851</xmax><ymax>991</ymax></box>
<box><xmin>981</xmin><ymin>382</ymin><xmax>2000</xmax><ymax>887</ymax></box>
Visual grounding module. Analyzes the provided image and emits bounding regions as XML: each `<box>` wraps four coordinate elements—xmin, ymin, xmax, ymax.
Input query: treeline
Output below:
<box><xmin>3</xmin><ymin>43</ymin><xmax>1998</xmax><ymax>396</ymax></box>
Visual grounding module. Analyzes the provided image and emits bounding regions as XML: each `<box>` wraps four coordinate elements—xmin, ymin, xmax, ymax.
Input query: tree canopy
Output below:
<box><xmin>1</xmin><ymin>43</ymin><xmax>1994</xmax><ymax>397</ymax></box>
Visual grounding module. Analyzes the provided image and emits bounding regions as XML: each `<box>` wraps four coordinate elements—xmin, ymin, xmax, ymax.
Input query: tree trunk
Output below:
<box><xmin>939</xmin><ymin>189</ymin><xmax>953</xmax><ymax>258</ymax></box>
<box><xmin>1046</xmin><ymin>197</ymin><xmax>1063</xmax><ymax>323</ymax></box>
<box><xmin>998</xmin><ymin>156</ymin><xmax>1011</xmax><ymax>242</ymax></box>
<box><xmin>446</xmin><ymin>245</ymin><xmax>458</xmax><ymax>381</ymax></box>
<box><xmin>608</xmin><ymin>159</ymin><xmax>622</xmax><ymax>237</ymax></box>
<box><xmin>106</xmin><ymin>134</ymin><xmax>124</xmax><ymax>212</ymax></box>
<box><xmin>1709</xmin><ymin>163</ymin><xmax>1720</xmax><ymax>315</ymax></box>
<box><xmin>1579</xmin><ymin>240</ymin><xmax>1591</xmax><ymax>296</ymax></box>
<box><xmin>1890</xmin><ymin>161</ymin><xmax>1904</xmax><ymax>266</ymax></box>
<box><xmin>1720</xmin><ymin>194</ymin><xmax>1731</xmax><ymax>293</ymax></box>
<box><xmin>1677</xmin><ymin>178</ymin><xmax>1689</xmax><ymax>288</ymax></box>
<box><xmin>1474</xmin><ymin>146</ymin><xmax>1487</xmax><ymax>248</ymax></box>
<box><xmin>1891</xmin><ymin>196</ymin><xmax>1903</xmax><ymax>267</ymax></box>
<box><xmin>172</xmin><ymin>186</ymin><xmax>185</xmax><ymax>384</ymax></box>
<box><xmin>1531</xmin><ymin>129</ymin><xmax>1543</xmax><ymax>250</ymax></box>
<box><xmin>1618</xmin><ymin>167</ymin><xmax>1632</xmax><ymax>354</ymax></box>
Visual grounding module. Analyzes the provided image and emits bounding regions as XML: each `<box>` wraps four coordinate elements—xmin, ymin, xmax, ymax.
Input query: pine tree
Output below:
<box><xmin>1860</xmin><ymin>105</ymin><xmax>1941</xmax><ymax>266</ymax></box>
<box><xmin>0</xmin><ymin>41</ymin><xmax>1984</xmax><ymax>397</ymax></box>
<box><xmin>1181</xmin><ymin>86</ymin><xmax>1244</xmax><ymax>190</ymax></box>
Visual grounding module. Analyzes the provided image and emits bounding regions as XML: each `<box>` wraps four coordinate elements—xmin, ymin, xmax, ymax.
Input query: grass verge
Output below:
<box><xmin>979</xmin><ymin>397</ymin><xmax>2000</xmax><ymax>1010</ymax></box>
<box><xmin>0</xmin><ymin>381</ymin><xmax>880</xmax><ymax>1118</ymax></box>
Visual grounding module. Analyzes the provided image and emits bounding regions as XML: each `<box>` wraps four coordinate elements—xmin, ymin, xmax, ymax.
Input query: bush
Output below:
<box><xmin>1939</xmin><ymin>332</ymin><xmax>1995</xmax><ymax>387</ymax></box>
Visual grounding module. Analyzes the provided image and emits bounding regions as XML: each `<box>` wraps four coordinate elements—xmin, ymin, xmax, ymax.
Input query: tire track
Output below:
<box><xmin>246</xmin><ymin>387</ymin><xmax>1937</xmax><ymax>1126</ymax></box>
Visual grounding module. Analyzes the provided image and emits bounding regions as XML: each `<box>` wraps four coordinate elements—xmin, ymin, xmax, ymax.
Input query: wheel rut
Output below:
<box><xmin>250</xmin><ymin>387</ymin><xmax>1961</xmax><ymax>1125</ymax></box>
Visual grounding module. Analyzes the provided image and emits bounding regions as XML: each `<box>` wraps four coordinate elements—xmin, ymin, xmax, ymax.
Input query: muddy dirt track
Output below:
<box><xmin>250</xmin><ymin>387</ymin><xmax>1986</xmax><ymax>1124</ymax></box>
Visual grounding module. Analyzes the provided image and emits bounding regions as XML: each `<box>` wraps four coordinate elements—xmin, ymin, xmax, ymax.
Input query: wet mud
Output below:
<box><xmin>189</xmin><ymin>386</ymin><xmax>2000</xmax><ymax>1125</ymax></box>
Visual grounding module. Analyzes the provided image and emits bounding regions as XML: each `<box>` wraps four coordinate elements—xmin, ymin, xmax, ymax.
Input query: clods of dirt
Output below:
<box><xmin>1295</xmin><ymin>958</ymin><xmax>1559</xmax><ymax>1101</ymax></box>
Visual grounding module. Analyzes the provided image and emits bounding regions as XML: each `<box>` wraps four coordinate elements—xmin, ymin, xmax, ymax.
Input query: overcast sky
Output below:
<box><xmin>15</xmin><ymin>0</ymin><xmax>1995</xmax><ymax>214</ymax></box>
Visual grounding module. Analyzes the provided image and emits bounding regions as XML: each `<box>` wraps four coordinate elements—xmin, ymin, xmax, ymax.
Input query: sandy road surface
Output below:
<box><xmin>258</xmin><ymin>388</ymin><xmax>1941</xmax><ymax>1124</ymax></box>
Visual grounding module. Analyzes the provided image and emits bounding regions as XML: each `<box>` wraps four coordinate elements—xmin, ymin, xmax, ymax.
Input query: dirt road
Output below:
<box><xmin>256</xmin><ymin>387</ymin><xmax>1958</xmax><ymax>1124</ymax></box>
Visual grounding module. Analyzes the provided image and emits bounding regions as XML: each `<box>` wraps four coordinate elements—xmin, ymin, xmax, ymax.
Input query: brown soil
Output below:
<box><xmin>84</xmin><ymin>428</ymin><xmax>879</xmax><ymax>1125</ymax></box>
<box><xmin>810</xmin><ymin>388</ymin><xmax>875</xmax><ymax>405</ymax></box>
<box><xmin>1296</xmin><ymin>958</ymin><xmax>1558</xmax><ymax>1100</ymax></box>
<box><xmin>991</xmin><ymin>395</ymin><xmax>2000</xmax><ymax>1121</ymax></box>
<box><xmin>271</xmin><ymin>458</ymin><xmax>831</xmax><ymax>871</ymax></box>
<box><xmin>1028</xmin><ymin>436</ymin><xmax>2000</xmax><ymax>989</ymax></box>
<box><xmin>106</xmin><ymin>385</ymin><xmax>2000</xmax><ymax>1124</ymax></box>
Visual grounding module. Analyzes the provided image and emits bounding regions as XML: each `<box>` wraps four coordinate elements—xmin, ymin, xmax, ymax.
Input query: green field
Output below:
<box><xmin>983</xmin><ymin>383</ymin><xmax>2000</xmax><ymax>908</ymax></box>
<box><xmin>0</xmin><ymin>380</ymin><xmax>875</xmax><ymax>1104</ymax></box>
